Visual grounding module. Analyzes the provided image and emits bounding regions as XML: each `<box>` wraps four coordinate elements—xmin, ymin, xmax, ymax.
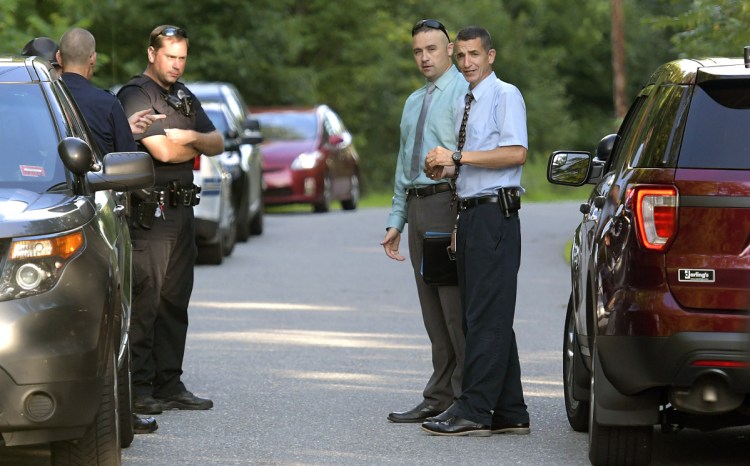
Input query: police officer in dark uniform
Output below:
<box><xmin>56</xmin><ymin>27</ymin><xmax>161</xmax><ymax>434</ymax></box>
<box><xmin>117</xmin><ymin>24</ymin><xmax>223</xmax><ymax>414</ymax></box>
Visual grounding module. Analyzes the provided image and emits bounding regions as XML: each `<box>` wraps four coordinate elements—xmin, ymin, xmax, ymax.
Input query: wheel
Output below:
<box><xmin>51</xmin><ymin>341</ymin><xmax>121</xmax><ymax>466</ymax></box>
<box><xmin>117</xmin><ymin>341</ymin><xmax>134</xmax><ymax>448</ymax></box>
<box><xmin>313</xmin><ymin>173</ymin><xmax>332</xmax><ymax>213</ymax></box>
<box><xmin>249</xmin><ymin>198</ymin><xmax>264</xmax><ymax>236</ymax></box>
<box><xmin>588</xmin><ymin>341</ymin><xmax>652</xmax><ymax>466</ymax></box>
<box><xmin>563</xmin><ymin>293</ymin><xmax>589</xmax><ymax>432</ymax></box>
<box><xmin>234</xmin><ymin>175</ymin><xmax>250</xmax><ymax>242</ymax></box>
<box><xmin>222</xmin><ymin>199</ymin><xmax>236</xmax><ymax>257</ymax></box>
<box><xmin>341</xmin><ymin>173</ymin><xmax>360</xmax><ymax>211</ymax></box>
<box><xmin>197</xmin><ymin>236</ymin><xmax>223</xmax><ymax>265</ymax></box>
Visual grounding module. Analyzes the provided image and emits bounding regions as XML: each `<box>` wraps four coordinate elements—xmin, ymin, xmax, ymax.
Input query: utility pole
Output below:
<box><xmin>611</xmin><ymin>0</ymin><xmax>627</xmax><ymax>119</ymax></box>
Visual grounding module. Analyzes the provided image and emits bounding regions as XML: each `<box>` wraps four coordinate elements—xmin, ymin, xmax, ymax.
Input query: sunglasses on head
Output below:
<box><xmin>411</xmin><ymin>19</ymin><xmax>450</xmax><ymax>41</ymax></box>
<box><xmin>151</xmin><ymin>26</ymin><xmax>188</xmax><ymax>46</ymax></box>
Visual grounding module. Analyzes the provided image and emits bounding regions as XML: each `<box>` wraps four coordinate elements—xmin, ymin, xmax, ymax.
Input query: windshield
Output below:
<box><xmin>0</xmin><ymin>84</ymin><xmax>65</xmax><ymax>192</ymax></box>
<box><xmin>256</xmin><ymin>112</ymin><xmax>317</xmax><ymax>141</ymax></box>
<box><xmin>677</xmin><ymin>81</ymin><xmax>750</xmax><ymax>169</ymax></box>
<box><xmin>204</xmin><ymin>107</ymin><xmax>229</xmax><ymax>134</ymax></box>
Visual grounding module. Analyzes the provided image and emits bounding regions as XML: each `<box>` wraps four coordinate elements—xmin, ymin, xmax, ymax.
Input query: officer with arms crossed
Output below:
<box><xmin>381</xmin><ymin>19</ymin><xmax>467</xmax><ymax>423</ymax></box>
<box><xmin>422</xmin><ymin>25</ymin><xmax>531</xmax><ymax>437</ymax></box>
<box><xmin>117</xmin><ymin>24</ymin><xmax>223</xmax><ymax>415</ymax></box>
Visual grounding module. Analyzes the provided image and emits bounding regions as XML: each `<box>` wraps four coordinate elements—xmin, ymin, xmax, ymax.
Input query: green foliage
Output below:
<box><xmin>0</xmin><ymin>0</ymin><xmax>737</xmax><ymax>196</ymax></box>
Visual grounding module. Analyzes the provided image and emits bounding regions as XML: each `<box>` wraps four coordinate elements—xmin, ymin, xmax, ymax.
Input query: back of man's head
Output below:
<box><xmin>58</xmin><ymin>28</ymin><xmax>96</xmax><ymax>69</ymax></box>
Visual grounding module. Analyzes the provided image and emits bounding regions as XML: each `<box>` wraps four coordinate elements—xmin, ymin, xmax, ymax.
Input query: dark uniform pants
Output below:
<box><xmin>406</xmin><ymin>190</ymin><xmax>465</xmax><ymax>408</ymax></box>
<box><xmin>453</xmin><ymin>202</ymin><xmax>528</xmax><ymax>426</ymax></box>
<box><xmin>130</xmin><ymin>205</ymin><xmax>196</xmax><ymax>398</ymax></box>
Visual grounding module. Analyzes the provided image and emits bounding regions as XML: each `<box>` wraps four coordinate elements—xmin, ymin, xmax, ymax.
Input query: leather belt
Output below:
<box><xmin>406</xmin><ymin>183</ymin><xmax>452</xmax><ymax>199</ymax></box>
<box><xmin>459</xmin><ymin>188</ymin><xmax>521</xmax><ymax>217</ymax></box>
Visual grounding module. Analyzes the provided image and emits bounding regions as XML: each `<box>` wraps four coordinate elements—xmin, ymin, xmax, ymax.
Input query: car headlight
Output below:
<box><xmin>0</xmin><ymin>231</ymin><xmax>84</xmax><ymax>301</ymax></box>
<box><xmin>291</xmin><ymin>151</ymin><xmax>322</xmax><ymax>170</ymax></box>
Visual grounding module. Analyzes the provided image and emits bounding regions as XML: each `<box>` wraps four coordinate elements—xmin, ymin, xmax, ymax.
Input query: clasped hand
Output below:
<box><xmin>423</xmin><ymin>146</ymin><xmax>456</xmax><ymax>180</ymax></box>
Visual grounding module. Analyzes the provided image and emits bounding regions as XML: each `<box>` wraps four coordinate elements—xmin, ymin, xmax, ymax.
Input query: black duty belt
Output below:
<box><xmin>406</xmin><ymin>183</ymin><xmax>452</xmax><ymax>199</ymax></box>
<box><xmin>459</xmin><ymin>188</ymin><xmax>521</xmax><ymax>217</ymax></box>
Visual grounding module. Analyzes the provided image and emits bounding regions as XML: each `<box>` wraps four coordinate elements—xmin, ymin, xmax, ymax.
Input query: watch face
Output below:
<box><xmin>452</xmin><ymin>152</ymin><xmax>461</xmax><ymax>162</ymax></box>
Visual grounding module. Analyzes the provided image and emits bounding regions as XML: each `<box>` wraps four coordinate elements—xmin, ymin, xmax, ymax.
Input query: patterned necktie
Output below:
<box><xmin>457</xmin><ymin>92</ymin><xmax>473</xmax><ymax>152</ymax></box>
<box><xmin>410</xmin><ymin>83</ymin><xmax>437</xmax><ymax>179</ymax></box>
<box><xmin>451</xmin><ymin>92</ymin><xmax>473</xmax><ymax>206</ymax></box>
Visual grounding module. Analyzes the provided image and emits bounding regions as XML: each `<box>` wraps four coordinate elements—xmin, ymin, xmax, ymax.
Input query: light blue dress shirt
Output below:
<box><xmin>386</xmin><ymin>65</ymin><xmax>468</xmax><ymax>232</ymax></box>
<box><xmin>455</xmin><ymin>72</ymin><xmax>527</xmax><ymax>199</ymax></box>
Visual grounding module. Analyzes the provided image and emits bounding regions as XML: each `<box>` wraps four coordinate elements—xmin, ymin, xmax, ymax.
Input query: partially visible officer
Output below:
<box><xmin>117</xmin><ymin>24</ymin><xmax>223</xmax><ymax>414</ymax></box>
<box><xmin>21</xmin><ymin>36</ymin><xmax>62</xmax><ymax>76</ymax></box>
<box><xmin>381</xmin><ymin>19</ymin><xmax>467</xmax><ymax>423</ymax></box>
<box><xmin>422</xmin><ymin>25</ymin><xmax>530</xmax><ymax>436</ymax></box>
<box><xmin>56</xmin><ymin>27</ymin><xmax>162</xmax><ymax>434</ymax></box>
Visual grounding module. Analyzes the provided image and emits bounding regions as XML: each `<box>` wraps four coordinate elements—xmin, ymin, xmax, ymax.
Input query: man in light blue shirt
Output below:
<box><xmin>381</xmin><ymin>19</ymin><xmax>467</xmax><ymax>423</ymax></box>
<box><xmin>422</xmin><ymin>26</ymin><xmax>530</xmax><ymax>437</ymax></box>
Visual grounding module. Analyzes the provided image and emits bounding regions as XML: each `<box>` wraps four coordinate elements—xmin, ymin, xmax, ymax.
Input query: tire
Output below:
<box><xmin>341</xmin><ymin>173</ymin><xmax>360</xmax><ymax>211</ymax></box>
<box><xmin>313</xmin><ymin>173</ymin><xmax>331</xmax><ymax>213</ymax></box>
<box><xmin>51</xmin><ymin>341</ymin><xmax>121</xmax><ymax>466</ymax></box>
<box><xmin>563</xmin><ymin>293</ymin><xmax>589</xmax><ymax>432</ymax></box>
<box><xmin>197</xmin><ymin>237</ymin><xmax>223</xmax><ymax>265</ymax></box>
<box><xmin>222</xmin><ymin>201</ymin><xmax>236</xmax><ymax>257</ymax></box>
<box><xmin>235</xmin><ymin>175</ymin><xmax>251</xmax><ymax>242</ymax></box>
<box><xmin>249</xmin><ymin>199</ymin><xmax>264</xmax><ymax>236</ymax></box>
<box><xmin>117</xmin><ymin>341</ymin><xmax>134</xmax><ymax>448</ymax></box>
<box><xmin>588</xmin><ymin>341</ymin><xmax>652</xmax><ymax>466</ymax></box>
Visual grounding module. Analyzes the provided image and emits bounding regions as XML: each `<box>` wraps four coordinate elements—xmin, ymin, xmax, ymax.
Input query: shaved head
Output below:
<box><xmin>59</xmin><ymin>28</ymin><xmax>95</xmax><ymax>68</ymax></box>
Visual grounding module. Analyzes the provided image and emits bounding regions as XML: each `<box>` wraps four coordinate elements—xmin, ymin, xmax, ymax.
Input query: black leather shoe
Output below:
<box><xmin>425</xmin><ymin>407</ymin><xmax>455</xmax><ymax>423</ymax></box>
<box><xmin>133</xmin><ymin>414</ymin><xmax>158</xmax><ymax>434</ymax></box>
<box><xmin>490</xmin><ymin>420</ymin><xmax>530</xmax><ymax>435</ymax></box>
<box><xmin>157</xmin><ymin>390</ymin><xmax>213</xmax><ymax>410</ymax></box>
<box><xmin>133</xmin><ymin>395</ymin><xmax>163</xmax><ymax>415</ymax></box>
<box><xmin>421</xmin><ymin>416</ymin><xmax>491</xmax><ymax>436</ymax></box>
<box><xmin>388</xmin><ymin>401</ymin><xmax>444</xmax><ymax>423</ymax></box>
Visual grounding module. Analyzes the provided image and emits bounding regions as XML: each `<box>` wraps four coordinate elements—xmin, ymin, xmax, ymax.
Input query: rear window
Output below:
<box><xmin>677</xmin><ymin>80</ymin><xmax>750</xmax><ymax>169</ymax></box>
<box><xmin>0</xmin><ymin>83</ymin><xmax>65</xmax><ymax>191</ymax></box>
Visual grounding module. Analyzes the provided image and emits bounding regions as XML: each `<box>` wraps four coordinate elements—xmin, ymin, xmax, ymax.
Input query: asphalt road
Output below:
<box><xmin>2</xmin><ymin>202</ymin><xmax>749</xmax><ymax>465</ymax></box>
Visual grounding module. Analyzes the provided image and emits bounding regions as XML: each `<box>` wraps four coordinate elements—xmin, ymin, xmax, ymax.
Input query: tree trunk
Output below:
<box><xmin>611</xmin><ymin>0</ymin><xmax>627</xmax><ymax>119</ymax></box>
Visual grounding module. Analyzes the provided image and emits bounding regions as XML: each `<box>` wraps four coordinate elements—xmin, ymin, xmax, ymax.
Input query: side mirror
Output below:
<box><xmin>241</xmin><ymin>118</ymin><xmax>264</xmax><ymax>145</ymax></box>
<box><xmin>87</xmin><ymin>152</ymin><xmax>155</xmax><ymax>192</ymax></box>
<box><xmin>547</xmin><ymin>151</ymin><xmax>592</xmax><ymax>186</ymax></box>
<box><xmin>58</xmin><ymin>137</ymin><xmax>95</xmax><ymax>176</ymax></box>
<box><xmin>224</xmin><ymin>129</ymin><xmax>240</xmax><ymax>151</ymax></box>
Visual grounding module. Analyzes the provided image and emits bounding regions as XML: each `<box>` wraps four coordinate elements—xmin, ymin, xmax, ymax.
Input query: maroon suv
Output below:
<box><xmin>548</xmin><ymin>52</ymin><xmax>750</xmax><ymax>465</ymax></box>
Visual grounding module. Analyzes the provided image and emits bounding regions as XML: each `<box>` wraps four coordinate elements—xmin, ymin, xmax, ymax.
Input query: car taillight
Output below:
<box><xmin>628</xmin><ymin>186</ymin><xmax>678</xmax><ymax>252</ymax></box>
<box><xmin>193</xmin><ymin>156</ymin><xmax>201</xmax><ymax>170</ymax></box>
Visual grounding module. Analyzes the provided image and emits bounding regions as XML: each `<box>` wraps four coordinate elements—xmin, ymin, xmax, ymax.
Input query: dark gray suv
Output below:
<box><xmin>0</xmin><ymin>56</ymin><xmax>153</xmax><ymax>464</ymax></box>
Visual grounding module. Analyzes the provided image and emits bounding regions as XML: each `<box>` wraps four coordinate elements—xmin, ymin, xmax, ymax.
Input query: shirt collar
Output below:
<box><xmin>467</xmin><ymin>71</ymin><xmax>496</xmax><ymax>102</ymax></box>
<box><xmin>426</xmin><ymin>65</ymin><xmax>460</xmax><ymax>92</ymax></box>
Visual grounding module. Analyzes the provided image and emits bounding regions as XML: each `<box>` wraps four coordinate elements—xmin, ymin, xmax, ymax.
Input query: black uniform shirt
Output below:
<box><xmin>117</xmin><ymin>74</ymin><xmax>215</xmax><ymax>187</ymax></box>
<box><xmin>62</xmin><ymin>72</ymin><xmax>136</xmax><ymax>155</ymax></box>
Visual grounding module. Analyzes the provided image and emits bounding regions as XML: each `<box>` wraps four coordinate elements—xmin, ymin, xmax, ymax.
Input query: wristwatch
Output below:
<box><xmin>452</xmin><ymin>151</ymin><xmax>462</xmax><ymax>166</ymax></box>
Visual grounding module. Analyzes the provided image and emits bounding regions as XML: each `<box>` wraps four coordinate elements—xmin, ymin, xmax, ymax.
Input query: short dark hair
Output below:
<box><xmin>455</xmin><ymin>26</ymin><xmax>492</xmax><ymax>52</ymax></box>
<box><xmin>149</xmin><ymin>25</ymin><xmax>189</xmax><ymax>49</ymax></box>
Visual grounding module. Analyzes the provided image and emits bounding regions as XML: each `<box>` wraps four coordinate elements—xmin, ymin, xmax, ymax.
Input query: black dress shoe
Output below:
<box><xmin>421</xmin><ymin>416</ymin><xmax>491</xmax><ymax>437</ymax></box>
<box><xmin>425</xmin><ymin>408</ymin><xmax>454</xmax><ymax>423</ymax></box>
<box><xmin>157</xmin><ymin>390</ymin><xmax>213</xmax><ymax>410</ymax></box>
<box><xmin>133</xmin><ymin>395</ymin><xmax>163</xmax><ymax>415</ymax></box>
<box><xmin>490</xmin><ymin>420</ymin><xmax>530</xmax><ymax>435</ymax></box>
<box><xmin>388</xmin><ymin>401</ymin><xmax>444</xmax><ymax>423</ymax></box>
<box><xmin>132</xmin><ymin>414</ymin><xmax>158</xmax><ymax>434</ymax></box>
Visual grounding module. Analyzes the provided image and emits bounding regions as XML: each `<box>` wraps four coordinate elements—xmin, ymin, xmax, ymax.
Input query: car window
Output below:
<box><xmin>256</xmin><ymin>112</ymin><xmax>317</xmax><ymax>141</ymax></box>
<box><xmin>606</xmin><ymin>94</ymin><xmax>649</xmax><ymax>175</ymax></box>
<box><xmin>629</xmin><ymin>85</ymin><xmax>689</xmax><ymax>168</ymax></box>
<box><xmin>205</xmin><ymin>107</ymin><xmax>230</xmax><ymax>134</ymax></box>
<box><xmin>0</xmin><ymin>84</ymin><xmax>65</xmax><ymax>191</ymax></box>
<box><xmin>677</xmin><ymin>80</ymin><xmax>750</xmax><ymax>169</ymax></box>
